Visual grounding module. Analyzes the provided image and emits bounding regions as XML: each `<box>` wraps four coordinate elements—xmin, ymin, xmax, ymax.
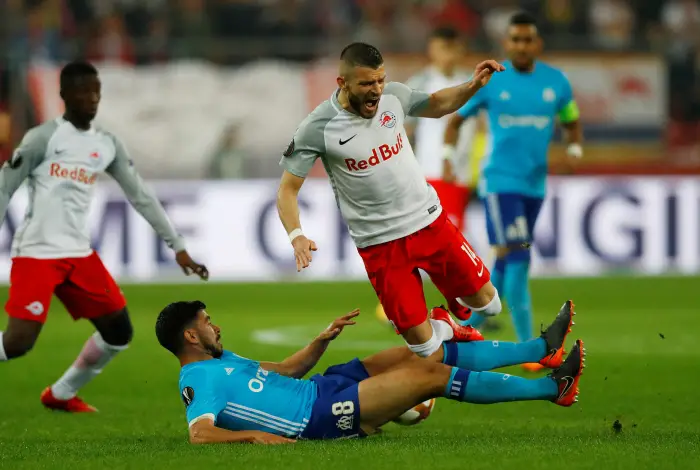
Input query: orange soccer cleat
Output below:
<box><xmin>41</xmin><ymin>387</ymin><xmax>98</xmax><ymax>413</ymax></box>
<box><xmin>550</xmin><ymin>339</ymin><xmax>586</xmax><ymax>407</ymax></box>
<box><xmin>430</xmin><ymin>306</ymin><xmax>484</xmax><ymax>342</ymax></box>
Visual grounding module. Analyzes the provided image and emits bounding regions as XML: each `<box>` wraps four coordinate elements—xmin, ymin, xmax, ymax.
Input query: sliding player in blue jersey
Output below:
<box><xmin>156</xmin><ymin>300</ymin><xmax>584</xmax><ymax>444</ymax></box>
<box><xmin>444</xmin><ymin>12</ymin><xmax>583</xmax><ymax>371</ymax></box>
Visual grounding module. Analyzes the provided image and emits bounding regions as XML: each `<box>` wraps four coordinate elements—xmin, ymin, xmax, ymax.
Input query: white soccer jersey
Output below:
<box><xmin>406</xmin><ymin>68</ymin><xmax>477</xmax><ymax>185</ymax></box>
<box><xmin>280</xmin><ymin>82</ymin><xmax>442</xmax><ymax>248</ymax></box>
<box><xmin>0</xmin><ymin>118</ymin><xmax>185</xmax><ymax>259</ymax></box>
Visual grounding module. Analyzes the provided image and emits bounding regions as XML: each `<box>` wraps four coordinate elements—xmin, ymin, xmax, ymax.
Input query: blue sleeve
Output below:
<box><xmin>457</xmin><ymin>86</ymin><xmax>487</xmax><ymax>119</ymax></box>
<box><xmin>180</xmin><ymin>368</ymin><xmax>226</xmax><ymax>427</ymax></box>
<box><xmin>557</xmin><ymin>72</ymin><xmax>574</xmax><ymax>112</ymax></box>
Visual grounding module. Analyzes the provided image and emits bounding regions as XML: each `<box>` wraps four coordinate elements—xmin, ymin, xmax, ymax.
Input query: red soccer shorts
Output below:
<box><xmin>358</xmin><ymin>210</ymin><xmax>490</xmax><ymax>334</ymax></box>
<box><xmin>427</xmin><ymin>179</ymin><xmax>470</xmax><ymax>232</ymax></box>
<box><xmin>5</xmin><ymin>252</ymin><xmax>126</xmax><ymax>324</ymax></box>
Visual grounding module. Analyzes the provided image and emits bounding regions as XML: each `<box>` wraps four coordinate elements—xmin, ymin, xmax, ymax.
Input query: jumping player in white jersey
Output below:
<box><xmin>277</xmin><ymin>43</ymin><xmax>515</xmax><ymax>363</ymax></box>
<box><xmin>0</xmin><ymin>61</ymin><xmax>208</xmax><ymax>412</ymax></box>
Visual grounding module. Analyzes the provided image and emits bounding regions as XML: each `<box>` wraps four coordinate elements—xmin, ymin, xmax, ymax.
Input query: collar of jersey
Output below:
<box><xmin>56</xmin><ymin>116</ymin><xmax>96</xmax><ymax>135</ymax></box>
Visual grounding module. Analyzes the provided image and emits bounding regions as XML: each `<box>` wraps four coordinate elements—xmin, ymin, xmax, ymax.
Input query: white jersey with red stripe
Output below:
<box><xmin>280</xmin><ymin>83</ymin><xmax>442</xmax><ymax>249</ymax></box>
<box><xmin>406</xmin><ymin>67</ymin><xmax>477</xmax><ymax>185</ymax></box>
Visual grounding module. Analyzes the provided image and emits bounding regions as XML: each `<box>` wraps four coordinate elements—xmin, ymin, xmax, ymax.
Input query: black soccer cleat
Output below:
<box><xmin>550</xmin><ymin>339</ymin><xmax>585</xmax><ymax>407</ymax></box>
<box><xmin>538</xmin><ymin>300</ymin><xmax>576</xmax><ymax>369</ymax></box>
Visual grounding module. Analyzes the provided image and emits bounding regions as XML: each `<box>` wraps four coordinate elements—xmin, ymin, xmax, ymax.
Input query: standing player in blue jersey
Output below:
<box><xmin>444</xmin><ymin>12</ymin><xmax>583</xmax><ymax>371</ymax></box>
<box><xmin>155</xmin><ymin>300</ymin><xmax>584</xmax><ymax>444</ymax></box>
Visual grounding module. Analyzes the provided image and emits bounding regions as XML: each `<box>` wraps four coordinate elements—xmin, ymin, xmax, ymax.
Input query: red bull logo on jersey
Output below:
<box><xmin>49</xmin><ymin>163</ymin><xmax>98</xmax><ymax>185</ymax></box>
<box><xmin>345</xmin><ymin>132</ymin><xmax>404</xmax><ymax>171</ymax></box>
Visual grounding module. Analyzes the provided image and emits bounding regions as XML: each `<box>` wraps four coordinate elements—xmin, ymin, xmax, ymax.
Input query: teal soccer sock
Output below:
<box><xmin>504</xmin><ymin>259</ymin><xmax>533</xmax><ymax>342</ymax></box>
<box><xmin>444</xmin><ymin>368</ymin><xmax>558</xmax><ymax>404</ymax></box>
<box><xmin>442</xmin><ymin>338</ymin><xmax>546</xmax><ymax>371</ymax></box>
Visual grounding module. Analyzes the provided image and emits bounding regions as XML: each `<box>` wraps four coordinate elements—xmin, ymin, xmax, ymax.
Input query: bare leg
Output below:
<box><xmin>358</xmin><ymin>361</ymin><xmax>451</xmax><ymax>430</ymax></box>
<box><xmin>1</xmin><ymin>317</ymin><xmax>43</xmax><ymax>359</ymax></box>
<box><xmin>361</xmin><ymin>346</ymin><xmax>443</xmax><ymax>378</ymax></box>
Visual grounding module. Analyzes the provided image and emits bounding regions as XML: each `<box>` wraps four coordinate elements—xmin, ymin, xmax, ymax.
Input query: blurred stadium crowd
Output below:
<box><xmin>1</xmin><ymin>0</ymin><xmax>699</xmax><ymax>168</ymax></box>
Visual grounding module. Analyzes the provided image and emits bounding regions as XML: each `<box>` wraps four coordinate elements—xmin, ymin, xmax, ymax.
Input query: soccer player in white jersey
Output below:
<box><xmin>406</xmin><ymin>27</ymin><xmax>476</xmax><ymax>232</ymax></box>
<box><xmin>277</xmin><ymin>43</ymin><xmax>508</xmax><ymax>361</ymax></box>
<box><xmin>0</xmin><ymin>61</ymin><xmax>208</xmax><ymax>412</ymax></box>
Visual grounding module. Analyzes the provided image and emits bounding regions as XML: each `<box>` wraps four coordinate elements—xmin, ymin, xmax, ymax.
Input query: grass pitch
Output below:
<box><xmin>1</xmin><ymin>277</ymin><xmax>699</xmax><ymax>469</ymax></box>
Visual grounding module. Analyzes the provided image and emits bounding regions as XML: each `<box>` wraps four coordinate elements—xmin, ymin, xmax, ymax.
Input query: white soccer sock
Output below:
<box><xmin>407</xmin><ymin>322</ymin><xmax>447</xmax><ymax>358</ymax></box>
<box><xmin>51</xmin><ymin>332</ymin><xmax>128</xmax><ymax>400</ymax></box>
<box><xmin>457</xmin><ymin>289</ymin><xmax>502</xmax><ymax>317</ymax></box>
<box><xmin>0</xmin><ymin>332</ymin><xmax>7</xmax><ymax>361</ymax></box>
<box><xmin>430</xmin><ymin>318</ymin><xmax>454</xmax><ymax>342</ymax></box>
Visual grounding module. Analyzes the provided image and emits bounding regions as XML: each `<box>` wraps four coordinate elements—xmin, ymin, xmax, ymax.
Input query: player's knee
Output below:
<box><xmin>3</xmin><ymin>329</ymin><xmax>39</xmax><ymax>359</ymax></box>
<box><xmin>505</xmin><ymin>246</ymin><xmax>531</xmax><ymax>263</ymax></box>
<box><xmin>458</xmin><ymin>285</ymin><xmax>502</xmax><ymax>317</ymax></box>
<box><xmin>493</xmin><ymin>245</ymin><xmax>510</xmax><ymax>259</ymax></box>
<box><xmin>94</xmin><ymin>308</ymin><xmax>133</xmax><ymax>347</ymax></box>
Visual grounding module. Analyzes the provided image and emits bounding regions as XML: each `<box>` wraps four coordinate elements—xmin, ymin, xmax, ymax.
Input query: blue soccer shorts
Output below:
<box><xmin>299</xmin><ymin>358</ymin><xmax>370</xmax><ymax>440</ymax></box>
<box><xmin>482</xmin><ymin>193</ymin><xmax>544</xmax><ymax>247</ymax></box>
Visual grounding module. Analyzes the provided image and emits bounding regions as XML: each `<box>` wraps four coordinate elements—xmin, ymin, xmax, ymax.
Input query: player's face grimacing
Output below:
<box><xmin>343</xmin><ymin>65</ymin><xmax>386</xmax><ymax>119</ymax></box>
<box><xmin>64</xmin><ymin>74</ymin><xmax>101</xmax><ymax>122</ymax></box>
<box><xmin>190</xmin><ymin>310</ymin><xmax>223</xmax><ymax>359</ymax></box>
<box><xmin>505</xmin><ymin>25</ymin><xmax>541</xmax><ymax>71</ymax></box>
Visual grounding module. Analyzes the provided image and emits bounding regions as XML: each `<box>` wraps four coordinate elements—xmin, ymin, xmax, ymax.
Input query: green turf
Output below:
<box><xmin>1</xmin><ymin>277</ymin><xmax>699</xmax><ymax>469</ymax></box>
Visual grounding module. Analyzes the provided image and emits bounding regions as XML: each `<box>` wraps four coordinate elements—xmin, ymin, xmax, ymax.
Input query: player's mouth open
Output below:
<box><xmin>364</xmin><ymin>98</ymin><xmax>379</xmax><ymax>112</ymax></box>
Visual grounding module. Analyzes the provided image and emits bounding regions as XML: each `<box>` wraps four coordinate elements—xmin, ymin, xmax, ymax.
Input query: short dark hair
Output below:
<box><xmin>340</xmin><ymin>42</ymin><xmax>384</xmax><ymax>69</ymax></box>
<box><xmin>60</xmin><ymin>61</ymin><xmax>98</xmax><ymax>90</ymax></box>
<box><xmin>430</xmin><ymin>26</ymin><xmax>459</xmax><ymax>41</ymax></box>
<box><xmin>510</xmin><ymin>11</ymin><xmax>538</xmax><ymax>28</ymax></box>
<box><xmin>155</xmin><ymin>300</ymin><xmax>206</xmax><ymax>356</ymax></box>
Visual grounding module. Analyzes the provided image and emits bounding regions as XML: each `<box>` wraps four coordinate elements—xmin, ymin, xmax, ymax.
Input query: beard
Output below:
<box><xmin>204</xmin><ymin>341</ymin><xmax>224</xmax><ymax>358</ymax></box>
<box><xmin>347</xmin><ymin>89</ymin><xmax>380</xmax><ymax>119</ymax></box>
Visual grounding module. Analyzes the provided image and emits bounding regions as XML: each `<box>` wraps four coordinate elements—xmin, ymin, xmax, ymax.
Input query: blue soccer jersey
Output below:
<box><xmin>179</xmin><ymin>351</ymin><xmax>317</xmax><ymax>437</ymax></box>
<box><xmin>457</xmin><ymin>60</ymin><xmax>575</xmax><ymax>198</ymax></box>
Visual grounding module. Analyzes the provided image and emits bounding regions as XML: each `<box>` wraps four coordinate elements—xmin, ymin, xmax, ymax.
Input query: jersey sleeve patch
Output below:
<box><xmin>283</xmin><ymin>139</ymin><xmax>295</xmax><ymax>157</ymax></box>
<box><xmin>182</xmin><ymin>386</ymin><xmax>195</xmax><ymax>407</ymax></box>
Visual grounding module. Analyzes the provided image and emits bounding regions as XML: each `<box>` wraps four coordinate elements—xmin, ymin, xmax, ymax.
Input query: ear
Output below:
<box><xmin>183</xmin><ymin>328</ymin><xmax>199</xmax><ymax>346</ymax></box>
<box><xmin>336</xmin><ymin>76</ymin><xmax>346</xmax><ymax>89</ymax></box>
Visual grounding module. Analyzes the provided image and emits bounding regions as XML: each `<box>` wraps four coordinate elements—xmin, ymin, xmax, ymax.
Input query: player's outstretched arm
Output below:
<box><xmin>277</xmin><ymin>170</ymin><xmax>318</xmax><ymax>272</ymax></box>
<box><xmin>260</xmin><ymin>309</ymin><xmax>359</xmax><ymax>378</ymax></box>
<box><xmin>189</xmin><ymin>418</ymin><xmax>295</xmax><ymax>445</ymax></box>
<box><xmin>418</xmin><ymin>60</ymin><xmax>504</xmax><ymax>119</ymax></box>
<box><xmin>0</xmin><ymin>128</ymin><xmax>48</xmax><ymax>223</ymax></box>
<box><xmin>106</xmin><ymin>136</ymin><xmax>208</xmax><ymax>279</ymax></box>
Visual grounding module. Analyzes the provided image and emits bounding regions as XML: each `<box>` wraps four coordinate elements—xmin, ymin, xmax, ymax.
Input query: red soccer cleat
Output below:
<box><xmin>430</xmin><ymin>306</ymin><xmax>484</xmax><ymax>342</ymax></box>
<box><xmin>447</xmin><ymin>298</ymin><xmax>472</xmax><ymax>322</ymax></box>
<box><xmin>40</xmin><ymin>387</ymin><xmax>98</xmax><ymax>413</ymax></box>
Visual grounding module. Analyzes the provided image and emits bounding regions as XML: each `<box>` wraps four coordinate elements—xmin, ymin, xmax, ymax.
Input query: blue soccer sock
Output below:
<box><xmin>504</xmin><ymin>259</ymin><xmax>533</xmax><ymax>342</ymax></box>
<box><xmin>444</xmin><ymin>368</ymin><xmax>558</xmax><ymax>404</ymax></box>
<box><xmin>442</xmin><ymin>338</ymin><xmax>546</xmax><ymax>371</ymax></box>
<box><xmin>461</xmin><ymin>258</ymin><xmax>505</xmax><ymax>328</ymax></box>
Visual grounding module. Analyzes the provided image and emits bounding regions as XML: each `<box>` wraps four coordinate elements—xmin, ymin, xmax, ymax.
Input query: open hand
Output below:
<box><xmin>472</xmin><ymin>60</ymin><xmax>506</xmax><ymax>88</ymax></box>
<box><xmin>292</xmin><ymin>235</ymin><xmax>318</xmax><ymax>272</ymax></box>
<box><xmin>318</xmin><ymin>309</ymin><xmax>360</xmax><ymax>341</ymax></box>
<box><xmin>175</xmin><ymin>250</ymin><xmax>209</xmax><ymax>280</ymax></box>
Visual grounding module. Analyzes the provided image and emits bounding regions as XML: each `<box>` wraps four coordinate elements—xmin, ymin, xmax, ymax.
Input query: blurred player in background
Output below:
<box><xmin>0</xmin><ymin>61</ymin><xmax>208</xmax><ymax>411</ymax></box>
<box><xmin>278</xmin><ymin>42</ymin><xmax>506</xmax><ymax>364</ymax></box>
<box><xmin>157</xmin><ymin>300</ymin><xmax>583</xmax><ymax>443</ymax></box>
<box><xmin>406</xmin><ymin>27</ymin><xmax>475</xmax><ymax>232</ymax></box>
<box><xmin>444</xmin><ymin>12</ymin><xmax>583</xmax><ymax>371</ymax></box>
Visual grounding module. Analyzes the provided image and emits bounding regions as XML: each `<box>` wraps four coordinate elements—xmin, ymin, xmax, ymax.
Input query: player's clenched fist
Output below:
<box><xmin>472</xmin><ymin>60</ymin><xmax>505</xmax><ymax>88</ymax></box>
<box><xmin>246</xmin><ymin>431</ymin><xmax>296</xmax><ymax>445</ymax></box>
<box><xmin>291</xmin><ymin>234</ymin><xmax>318</xmax><ymax>272</ymax></box>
